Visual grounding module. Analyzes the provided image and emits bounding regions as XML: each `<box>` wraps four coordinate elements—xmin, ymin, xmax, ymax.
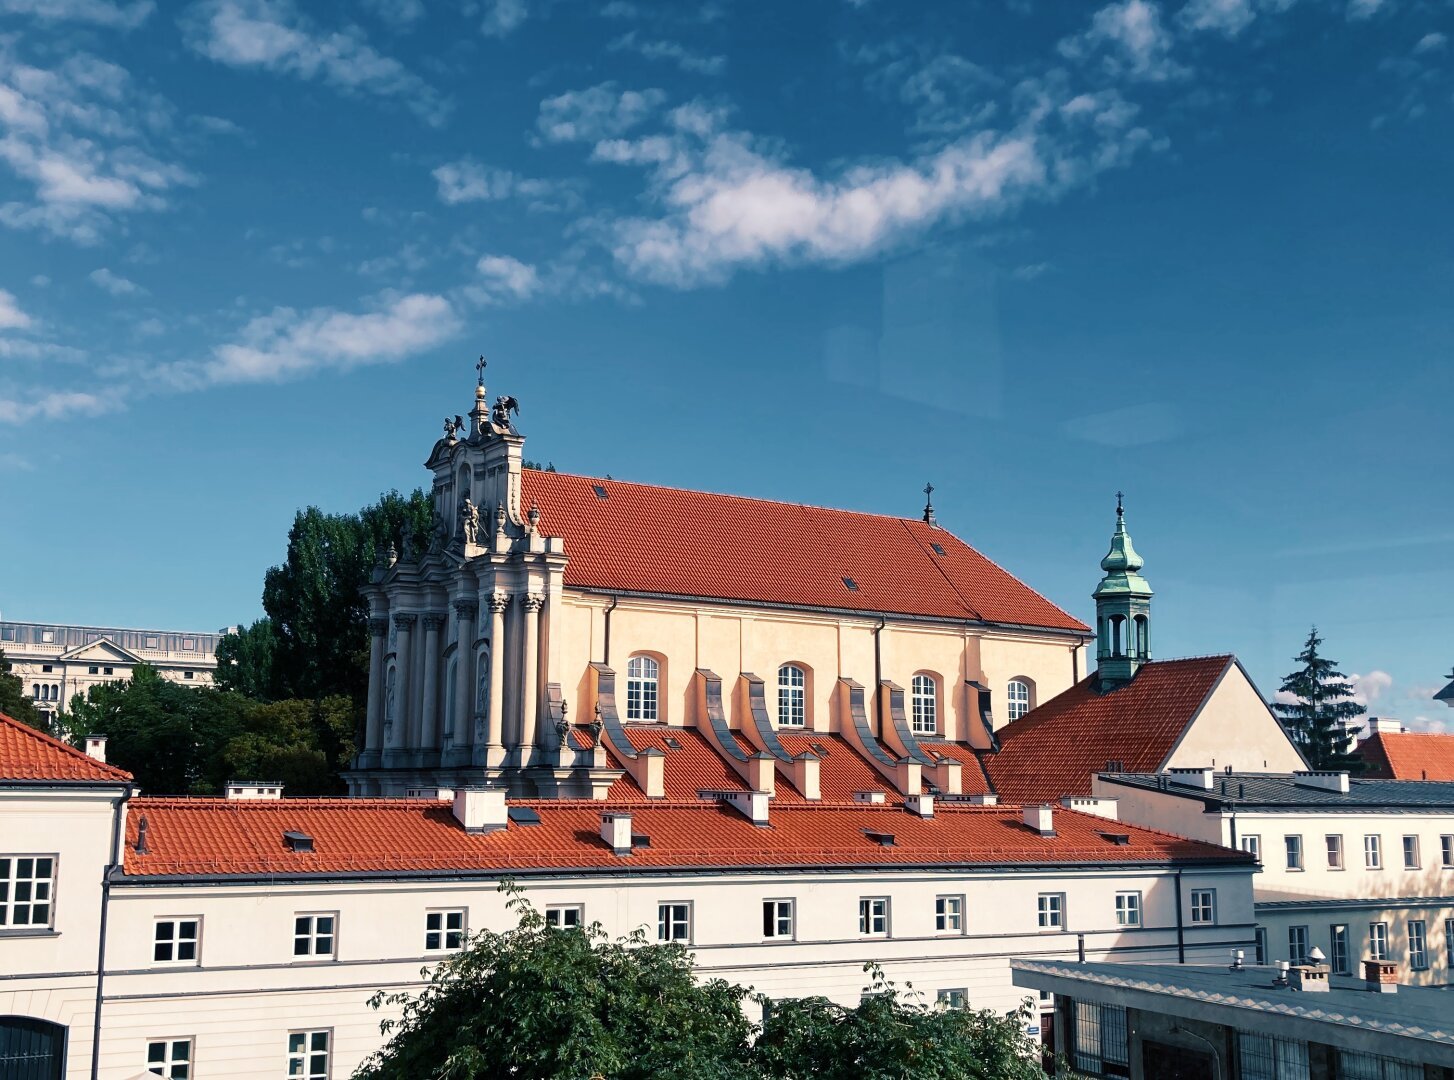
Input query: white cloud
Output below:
<box><xmin>472</xmin><ymin>255</ymin><xmax>542</xmax><ymax>303</ymax></box>
<box><xmin>479</xmin><ymin>0</ymin><xmax>527</xmax><ymax>37</ymax></box>
<box><xmin>1348</xmin><ymin>669</ymin><xmax>1393</xmax><ymax>708</ymax></box>
<box><xmin>0</xmin><ymin>390</ymin><xmax>107</xmax><ymax>425</ymax></box>
<box><xmin>1346</xmin><ymin>0</ymin><xmax>1385</xmax><ymax>20</ymax></box>
<box><xmin>431</xmin><ymin>160</ymin><xmax>578</xmax><ymax>210</ymax></box>
<box><xmin>0</xmin><ymin>288</ymin><xmax>34</xmax><ymax>330</ymax></box>
<box><xmin>1178</xmin><ymin>0</ymin><xmax>1256</xmax><ymax>35</ymax></box>
<box><xmin>608</xmin><ymin>32</ymin><xmax>725</xmax><ymax>75</ymax></box>
<box><xmin>536</xmin><ymin>83</ymin><xmax>667</xmax><ymax>144</ymax></box>
<box><xmin>182</xmin><ymin>0</ymin><xmax>450</xmax><ymax>126</ymax></box>
<box><xmin>362</xmin><ymin>0</ymin><xmax>424</xmax><ymax>29</ymax></box>
<box><xmin>0</xmin><ymin>452</ymin><xmax>34</xmax><ymax>471</ymax></box>
<box><xmin>89</xmin><ymin>267</ymin><xmax>145</xmax><ymax>295</ymax></box>
<box><xmin>1414</xmin><ymin>32</ymin><xmax>1447</xmax><ymax>54</ymax></box>
<box><xmin>0</xmin><ymin>0</ymin><xmax>154</xmax><ymax>29</ymax></box>
<box><xmin>1060</xmin><ymin>0</ymin><xmax>1189</xmax><ymax>82</ymax></box>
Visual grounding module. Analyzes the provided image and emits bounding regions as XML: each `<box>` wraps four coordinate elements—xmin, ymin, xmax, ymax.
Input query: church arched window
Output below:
<box><xmin>1007</xmin><ymin>678</ymin><xmax>1033</xmax><ymax>721</ymax></box>
<box><xmin>910</xmin><ymin>673</ymin><xmax>938</xmax><ymax>735</ymax></box>
<box><xmin>32</xmin><ymin>684</ymin><xmax>40</xmax><ymax>700</ymax></box>
<box><xmin>625</xmin><ymin>655</ymin><xmax>659</xmax><ymax>722</ymax></box>
<box><xmin>778</xmin><ymin>664</ymin><xmax>806</xmax><ymax>727</ymax></box>
<box><xmin>1110</xmin><ymin>615</ymin><xmax>1126</xmax><ymax>657</ymax></box>
<box><xmin>1133</xmin><ymin>614</ymin><xmax>1149</xmax><ymax>659</ymax></box>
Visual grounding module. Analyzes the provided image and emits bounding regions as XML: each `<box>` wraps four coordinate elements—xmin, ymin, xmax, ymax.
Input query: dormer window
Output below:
<box><xmin>778</xmin><ymin>665</ymin><xmax>806</xmax><ymax>727</ymax></box>
<box><xmin>911</xmin><ymin>674</ymin><xmax>938</xmax><ymax>735</ymax></box>
<box><xmin>625</xmin><ymin>655</ymin><xmax>659</xmax><ymax>722</ymax></box>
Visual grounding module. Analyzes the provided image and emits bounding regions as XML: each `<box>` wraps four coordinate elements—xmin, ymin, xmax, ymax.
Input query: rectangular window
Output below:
<box><xmin>1447</xmin><ymin>919</ymin><xmax>1454</xmax><ymax>970</ymax></box>
<box><xmin>153</xmin><ymin>918</ymin><xmax>200</xmax><ymax>964</ymax></box>
<box><xmin>1325</xmin><ymin>834</ymin><xmax>1344</xmax><ymax>869</ymax></box>
<box><xmin>424</xmin><ymin>909</ymin><xmax>465</xmax><ymax>952</ymax></box>
<box><xmin>286</xmin><ymin>1030</ymin><xmax>330</xmax><ymax>1080</ymax></box>
<box><xmin>1285</xmin><ymin>835</ymin><xmax>1303</xmax><ymax>870</ymax></box>
<box><xmin>1238</xmin><ymin>1033</ymin><xmax>1310</xmax><ymax>1080</ymax></box>
<box><xmin>88</xmin><ymin>665</ymin><xmax>99</xmax><ymax>675</ymax></box>
<box><xmin>1402</xmin><ymin>835</ymin><xmax>1420</xmax><ymax>870</ymax></box>
<box><xmin>145</xmin><ymin>635</ymin><xmax>160</xmax><ymax>649</ymax></box>
<box><xmin>936</xmin><ymin>988</ymin><xmax>967</xmax><ymax>1009</ymax></box>
<box><xmin>1365</xmin><ymin>834</ymin><xmax>1382</xmax><ymax>869</ymax></box>
<box><xmin>858</xmin><ymin>897</ymin><xmax>890</xmax><ymax>936</ymax></box>
<box><xmin>1242</xmin><ymin>834</ymin><xmax>1261</xmax><ymax>861</ymax></box>
<box><xmin>1289</xmin><ymin>925</ymin><xmax>1310</xmax><ymax>963</ymax></box>
<box><xmin>103</xmin><ymin>666</ymin><xmax>114</xmax><ymax>676</ymax></box>
<box><xmin>184</xmin><ymin>670</ymin><xmax>195</xmax><ymax>679</ymax></box>
<box><xmin>1037</xmin><ymin>893</ymin><xmax>1065</xmax><ymax>930</ymax></box>
<box><xmin>1073</xmin><ymin>1001</ymin><xmax>1129</xmax><ymax>1074</ymax></box>
<box><xmin>1331</xmin><ymin>924</ymin><xmax>1350</xmax><ymax>975</ymax></box>
<box><xmin>1442</xmin><ymin>835</ymin><xmax>1454</xmax><ymax>868</ymax></box>
<box><xmin>762</xmin><ymin>899</ymin><xmax>794</xmax><ymax>940</ymax></box>
<box><xmin>40</xmin><ymin>663</ymin><xmax>51</xmax><ymax>673</ymax></box>
<box><xmin>1190</xmin><ymin>889</ymin><xmax>1216</xmax><ymax>925</ymax></box>
<box><xmin>545</xmin><ymin>905</ymin><xmax>583</xmax><ymax>929</ymax></box>
<box><xmin>1254</xmin><ymin>927</ymin><xmax>1269</xmax><ymax>965</ymax></box>
<box><xmin>293</xmin><ymin>913</ymin><xmax>336</xmax><ymax>958</ymax></box>
<box><xmin>183</xmin><ymin>638</ymin><xmax>196</xmax><ymax>651</ymax></box>
<box><xmin>146</xmin><ymin>1038</ymin><xmax>192</xmax><ymax>1078</ymax></box>
<box><xmin>935</xmin><ymin>894</ymin><xmax>964</xmax><ymax>933</ymax></box>
<box><xmin>1409</xmin><ymin>920</ymin><xmax>1428</xmax><ymax>970</ymax></box>
<box><xmin>41</xmin><ymin>630</ymin><xmax>54</xmax><ymax>643</ymax></box>
<box><xmin>657</xmin><ymin>902</ymin><xmax>691</xmax><ymax>943</ymax></box>
<box><xmin>1115</xmin><ymin>891</ymin><xmax>1142</xmax><ymax>927</ymax></box>
<box><xmin>0</xmin><ymin>855</ymin><xmax>56</xmax><ymax>928</ymax></box>
<box><xmin>1338</xmin><ymin>1051</ymin><xmax>1425</xmax><ymax>1080</ymax></box>
<box><xmin>1369</xmin><ymin>921</ymin><xmax>1389</xmax><ymax>961</ymax></box>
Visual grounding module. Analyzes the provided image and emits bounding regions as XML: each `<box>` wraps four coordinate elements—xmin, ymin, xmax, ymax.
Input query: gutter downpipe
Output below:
<box><xmin>602</xmin><ymin>595</ymin><xmax>619</xmax><ymax>667</ymax></box>
<box><xmin>872</xmin><ymin>616</ymin><xmax>887</xmax><ymax>738</ymax></box>
<box><xmin>91</xmin><ymin>782</ymin><xmax>133</xmax><ymax>1080</ymax></box>
<box><xmin>1175</xmin><ymin>867</ymin><xmax>1186</xmax><ymax>964</ymax></box>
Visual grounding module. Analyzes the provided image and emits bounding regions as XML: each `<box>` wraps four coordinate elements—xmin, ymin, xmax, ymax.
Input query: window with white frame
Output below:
<box><xmin>153</xmin><ymin>918</ymin><xmax>200</xmax><ymax>963</ymax></box>
<box><xmin>1006</xmin><ymin>679</ymin><xmax>1031</xmax><ymax>721</ymax></box>
<box><xmin>910</xmin><ymin>674</ymin><xmax>937</xmax><ymax>735</ymax></box>
<box><xmin>286</xmin><ymin>1030</ymin><xmax>330</xmax><ymax>1079</ymax></box>
<box><xmin>1115</xmin><ymin>891</ymin><xmax>1142</xmax><ymax>927</ymax></box>
<box><xmin>1442</xmin><ymin>834</ymin><xmax>1454</xmax><ymax>868</ymax></box>
<box><xmin>625</xmin><ymin>655</ymin><xmax>659</xmax><ymax>722</ymax></box>
<box><xmin>1190</xmin><ymin>889</ymin><xmax>1216</xmax><ymax>925</ymax></box>
<box><xmin>545</xmin><ymin>905</ymin><xmax>584</xmax><ymax>929</ymax></box>
<box><xmin>1365</xmin><ymin>834</ymin><xmax>1382</xmax><ymax>869</ymax></box>
<box><xmin>1037</xmin><ymin>893</ymin><xmax>1065</xmax><ymax>930</ymax></box>
<box><xmin>777</xmin><ymin>665</ymin><xmax>806</xmax><ymax>727</ymax></box>
<box><xmin>762</xmin><ymin>899</ymin><xmax>794</xmax><ymax>939</ymax></box>
<box><xmin>1369</xmin><ymin>921</ymin><xmax>1389</xmax><ymax>961</ymax></box>
<box><xmin>658</xmin><ymin>902</ymin><xmax>690</xmax><ymax>943</ymax></box>
<box><xmin>1242</xmin><ymin>834</ymin><xmax>1261</xmax><ymax>861</ymax></box>
<box><xmin>1409</xmin><ymin>920</ymin><xmax>1428</xmax><ymax>970</ymax></box>
<box><xmin>1326</xmin><ymin>834</ymin><xmax>1344</xmax><ymax>869</ymax></box>
<box><xmin>1331</xmin><ymin>924</ymin><xmax>1350</xmax><ymax>974</ymax></box>
<box><xmin>425</xmin><ymin>909</ymin><xmax>465</xmax><ymax>952</ymax></box>
<box><xmin>293</xmin><ymin>913</ymin><xmax>336</xmax><ymax>958</ymax></box>
<box><xmin>1285</xmin><ymin>835</ymin><xmax>1303</xmax><ymax>870</ymax></box>
<box><xmin>1289</xmin><ymin>925</ymin><xmax>1310</xmax><ymax>963</ymax></box>
<box><xmin>0</xmin><ymin>855</ymin><xmax>55</xmax><ymax>928</ymax></box>
<box><xmin>1402</xmin><ymin>835</ymin><xmax>1420</xmax><ymax>870</ymax></box>
<box><xmin>859</xmin><ymin>897</ymin><xmax>889</xmax><ymax>936</ymax></box>
<box><xmin>936</xmin><ymin>988</ymin><xmax>967</xmax><ymax>1009</ymax></box>
<box><xmin>146</xmin><ymin>1038</ymin><xmax>191</xmax><ymax>1078</ymax></box>
<box><xmin>935</xmin><ymin>895</ymin><xmax>964</xmax><ymax>933</ymax></box>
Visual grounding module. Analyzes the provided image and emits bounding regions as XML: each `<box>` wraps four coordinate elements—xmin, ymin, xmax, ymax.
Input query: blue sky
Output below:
<box><xmin>1</xmin><ymin>0</ymin><xmax>1450</xmax><ymax>728</ymax></box>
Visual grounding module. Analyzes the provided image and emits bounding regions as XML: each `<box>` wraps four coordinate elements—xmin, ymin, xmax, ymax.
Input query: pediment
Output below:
<box><xmin>59</xmin><ymin>638</ymin><xmax>146</xmax><ymax>664</ymax></box>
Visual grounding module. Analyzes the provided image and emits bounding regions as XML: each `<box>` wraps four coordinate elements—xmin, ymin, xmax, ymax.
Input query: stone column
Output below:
<box><xmin>519</xmin><ymin>593</ymin><xmax>544</xmax><ymax>760</ymax></box>
<box><xmin>452</xmin><ymin>599</ymin><xmax>478</xmax><ymax>758</ymax></box>
<box><xmin>363</xmin><ymin>616</ymin><xmax>389</xmax><ymax>765</ymax></box>
<box><xmin>419</xmin><ymin>613</ymin><xmax>446</xmax><ymax>754</ymax></box>
<box><xmin>390</xmin><ymin>614</ymin><xmax>416</xmax><ymax>751</ymax></box>
<box><xmin>485</xmin><ymin>592</ymin><xmax>509</xmax><ymax>764</ymax></box>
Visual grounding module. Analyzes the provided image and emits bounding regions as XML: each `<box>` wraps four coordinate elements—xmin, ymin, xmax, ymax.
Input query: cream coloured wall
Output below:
<box><xmin>1164</xmin><ymin>664</ymin><xmax>1307</xmax><ymax>774</ymax></box>
<box><xmin>1257</xmin><ymin>902</ymin><xmax>1454</xmax><ymax>987</ymax></box>
<box><xmin>979</xmin><ymin>633</ymin><xmax>1086</xmax><ymax>729</ymax></box>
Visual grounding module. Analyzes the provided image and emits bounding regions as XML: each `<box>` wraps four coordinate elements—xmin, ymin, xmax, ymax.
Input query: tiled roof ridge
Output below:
<box><xmin>897</xmin><ymin>518</ymin><xmax>983</xmax><ymax>621</ymax></box>
<box><xmin>0</xmin><ymin>710</ymin><xmax>133</xmax><ymax>781</ymax></box>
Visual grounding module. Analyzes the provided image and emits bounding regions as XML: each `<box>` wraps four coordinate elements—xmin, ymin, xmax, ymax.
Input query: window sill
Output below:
<box><xmin>289</xmin><ymin>956</ymin><xmax>339</xmax><ymax>964</ymax></box>
<box><xmin>0</xmin><ymin>927</ymin><xmax>59</xmax><ymax>939</ymax></box>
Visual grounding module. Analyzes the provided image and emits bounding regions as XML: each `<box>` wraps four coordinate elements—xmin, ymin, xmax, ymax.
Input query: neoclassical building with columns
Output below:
<box><xmin>346</xmin><ymin>369</ymin><xmax>1094</xmax><ymax>799</ymax></box>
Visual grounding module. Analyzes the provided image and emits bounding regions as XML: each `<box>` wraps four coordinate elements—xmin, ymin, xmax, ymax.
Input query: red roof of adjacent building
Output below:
<box><xmin>120</xmin><ymin>796</ymin><xmax>1246</xmax><ymax>878</ymax></box>
<box><xmin>982</xmin><ymin>657</ymin><xmax>1235</xmax><ymax>804</ymax></box>
<box><xmin>520</xmin><ymin>470</ymin><xmax>1088</xmax><ymax>631</ymax></box>
<box><xmin>606</xmin><ymin>725</ymin><xmax>753</xmax><ymax>800</ymax></box>
<box><xmin>1356</xmin><ymin>731</ymin><xmax>1454</xmax><ymax>781</ymax></box>
<box><xmin>0</xmin><ymin>711</ymin><xmax>132</xmax><ymax>783</ymax></box>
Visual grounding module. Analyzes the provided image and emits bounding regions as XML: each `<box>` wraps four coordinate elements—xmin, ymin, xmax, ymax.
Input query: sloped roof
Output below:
<box><xmin>119</xmin><ymin>796</ymin><xmax>1246</xmax><ymax>879</ymax></box>
<box><xmin>520</xmin><ymin>470</ymin><xmax>1088</xmax><ymax>631</ymax></box>
<box><xmin>1355</xmin><ymin>731</ymin><xmax>1454</xmax><ymax>781</ymax></box>
<box><xmin>982</xmin><ymin>656</ymin><xmax>1235</xmax><ymax>803</ymax></box>
<box><xmin>606</xmin><ymin>725</ymin><xmax>751</xmax><ymax>800</ymax></box>
<box><xmin>0</xmin><ymin>711</ymin><xmax>132</xmax><ymax>784</ymax></box>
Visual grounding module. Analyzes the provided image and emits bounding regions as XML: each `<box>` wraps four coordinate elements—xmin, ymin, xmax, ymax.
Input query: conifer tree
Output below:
<box><xmin>1271</xmin><ymin>627</ymin><xmax>1366</xmax><ymax>771</ymax></box>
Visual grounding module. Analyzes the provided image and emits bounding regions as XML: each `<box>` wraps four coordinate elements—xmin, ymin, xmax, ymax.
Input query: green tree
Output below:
<box><xmin>1272</xmin><ymin>627</ymin><xmax>1367</xmax><ymax>771</ymax></box>
<box><xmin>215</xmin><ymin>617</ymin><xmax>280</xmax><ymax>701</ymax></box>
<box><xmin>0</xmin><ymin>648</ymin><xmax>41</xmax><ymax>730</ymax></box>
<box><xmin>221</xmin><ymin>696</ymin><xmax>355</xmax><ymax>796</ymax></box>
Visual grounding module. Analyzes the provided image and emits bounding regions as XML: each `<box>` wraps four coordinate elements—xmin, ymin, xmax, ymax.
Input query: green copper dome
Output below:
<box><xmin>1093</xmin><ymin>497</ymin><xmax>1152</xmax><ymax>600</ymax></box>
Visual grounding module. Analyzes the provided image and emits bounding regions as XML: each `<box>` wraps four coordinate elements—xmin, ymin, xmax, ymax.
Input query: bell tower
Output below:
<box><xmin>1093</xmin><ymin>493</ymin><xmax>1152</xmax><ymax>688</ymax></box>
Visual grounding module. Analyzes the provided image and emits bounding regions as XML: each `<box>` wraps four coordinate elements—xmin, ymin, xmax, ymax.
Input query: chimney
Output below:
<box><xmin>853</xmin><ymin>790</ymin><xmax>887</xmax><ymax>805</ymax></box>
<box><xmin>1293</xmin><ymin>771</ymin><xmax>1350</xmax><ymax>794</ymax></box>
<box><xmin>1367</xmin><ymin>717</ymin><xmax>1405</xmax><ymax>736</ymax></box>
<box><xmin>85</xmin><ymin>735</ymin><xmax>107</xmax><ymax>763</ymax></box>
<box><xmin>1290</xmin><ymin>965</ymin><xmax>1330</xmax><ymax>993</ymax></box>
<box><xmin>1167</xmin><ymin>767</ymin><xmax>1214</xmax><ymax>790</ymax></box>
<box><xmin>725</xmin><ymin>790</ymin><xmax>770</xmax><ymax>826</ymax></box>
<box><xmin>1061</xmin><ymin>796</ymin><xmax>1119</xmax><ymax>821</ymax></box>
<box><xmin>1362</xmin><ymin>959</ymin><xmax>1399</xmax><ymax>994</ymax></box>
<box><xmin>905</xmin><ymin>793</ymin><xmax>934</xmax><ymax>818</ymax></box>
<box><xmin>226</xmin><ymin>780</ymin><xmax>283</xmax><ymax>800</ymax></box>
<box><xmin>791</xmin><ymin>753</ymin><xmax>821</xmax><ymax>801</ymax></box>
<box><xmin>1023</xmin><ymin>804</ymin><xmax>1055</xmax><ymax>836</ymax></box>
<box><xmin>451</xmin><ymin>786</ymin><xmax>508</xmax><ymax>833</ymax></box>
<box><xmin>601</xmin><ymin>812</ymin><xmax>633</xmax><ymax>855</ymax></box>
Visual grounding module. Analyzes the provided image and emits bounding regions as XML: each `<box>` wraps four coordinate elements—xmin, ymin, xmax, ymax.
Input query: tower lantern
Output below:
<box><xmin>1093</xmin><ymin>492</ymin><xmax>1152</xmax><ymax>688</ymax></box>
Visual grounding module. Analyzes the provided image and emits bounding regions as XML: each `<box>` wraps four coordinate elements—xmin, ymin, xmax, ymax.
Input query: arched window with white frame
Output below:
<box><xmin>778</xmin><ymin>664</ymin><xmax>806</xmax><ymax>727</ymax></box>
<box><xmin>910</xmin><ymin>673</ymin><xmax>938</xmax><ymax>735</ymax></box>
<box><xmin>626</xmin><ymin>655</ymin><xmax>660</xmax><ymax>722</ymax></box>
<box><xmin>1007</xmin><ymin>678</ymin><xmax>1033</xmax><ymax>722</ymax></box>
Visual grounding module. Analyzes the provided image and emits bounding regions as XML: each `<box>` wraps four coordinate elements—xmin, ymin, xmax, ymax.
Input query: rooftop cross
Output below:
<box><xmin>922</xmin><ymin>481</ymin><xmax>936</xmax><ymax>526</ymax></box>
<box><xmin>1116</xmin><ymin>490</ymin><xmax>1124</xmax><ymax>518</ymax></box>
<box><xmin>476</xmin><ymin>354</ymin><xmax>487</xmax><ymax>386</ymax></box>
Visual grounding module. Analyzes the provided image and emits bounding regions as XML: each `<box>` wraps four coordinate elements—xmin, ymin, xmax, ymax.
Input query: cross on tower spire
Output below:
<box><xmin>1116</xmin><ymin>490</ymin><xmax>1124</xmax><ymax>518</ymax></box>
<box><xmin>476</xmin><ymin>354</ymin><xmax>487</xmax><ymax>387</ymax></box>
<box><xmin>922</xmin><ymin>481</ymin><xmax>936</xmax><ymax>526</ymax></box>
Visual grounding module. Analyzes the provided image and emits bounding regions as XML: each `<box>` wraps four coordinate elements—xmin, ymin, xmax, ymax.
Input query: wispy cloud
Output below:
<box><xmin>182</xmin><ymin>0</ymin><xmax>450</xmax><ymax>126</ymax></box>
<box><xmin>479</xmin><ymin>0</ymin><xmax>527</xmax><ymax>37</ymax></box>
<box><xmin>1413</xmin><ymin>32</ymin><xmax>1447</xmax><ymax>54</ymax></box>
<box><xmin>362</xmin><ymin>0</ymin><xmax>423</xmax><ymax>30</ymax></box>
<box><xmin>89</xmin><ymin>267</ymin><xmax>145</xmax><ymax>295</ymax></box>
<box><xmin>1175</xmin><ymin>0</ymin><xmax>1294</xmax><ymax>37</ymax></box>
<box><xmin>1060</xmin><ymin>0</ymin><xmax>1188</xmax><ymax>82</ymax></box>
<box><xmin>854</xmin><ymin>42</ymin><xmax>1002</xmax><ymax>137</ymax></box>
<box><xmin>0</xmin><ymin>390</ymin><xmax>107</xmax><ymax>425</ymax></box>
<box><xmin>536</xmin><ymin>82</ymin><xmax>666</xmax><ymax>144</ymax></box>
<box><xmin>0</xmin><ymin>0</ymin><xmax>154</xmax><ymax>29</ymax></box>
<box><xmin>470</xmin><ymin>255</ymin><xmax>542</xmax><ymax>303</ymax></box>
<box><xmin>608</xmin><ymin>32</ymin><xmax>725</xmax><ymax>75</ymax></box>
<box><xmin>1346</xmin><ymin>0</ymin><xmax>1386</xmax><ymax>21</ymax></box>
<box><xmin>0</xmin><ymin>289</ymin><xmax>34</xmax><ymax>331</ymax></box>
<box><xmin>432</xmin><ymin>159</ymin><xmax>581</xmax><ymax>211</ymax></box>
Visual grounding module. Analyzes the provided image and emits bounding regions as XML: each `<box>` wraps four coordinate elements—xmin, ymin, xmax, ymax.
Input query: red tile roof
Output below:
<box><xmin>120</xmin><ymin>796</ymin><xmax>1247</xmax><ymax>878</ymax></box>
<box><xmin>520</xmin><ymin>470</ymin><xmax>1087</xmax><ymax>631</ymax></box>
<box><xmin>775</xmin><ymin>731</ymin><xmax>891</xmax><ymax>802</ymax></box>
<box><xmin>1356</xmin><ymin>732</ymin><xmax>1454</xmax><ymax>781</ymax></box>
<box><xmin>982</xmin><ymin>657</ymin><xmax>1235</xmax><ymax>804</ymax></box>
<box><xmin>919</xmin><ymin>740</ymin><xmax>995</xmax><ymax>796</ymax></box>
<box><xmin>606</xmin><ymin>725</ymin><xmax>751</xmax><ymax>800</ymax></box>
<box><xmin>0</xmin><ymin>711</ymin><xmax>132</xmax><ymax>784</ymax></box>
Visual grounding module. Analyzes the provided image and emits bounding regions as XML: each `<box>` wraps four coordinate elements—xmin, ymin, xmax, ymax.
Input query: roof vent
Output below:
<box><xmin>1100</xmin><ymin>831</ymin><xmax>1132</xmax><ymax>846</ymax></box>
<box><xmin>664</xmin><ymin>736</ymin><xmax>682</xmax><ymax>750</ymax></box>
<box><xmin>905</xmin><ymin>793</ymin><xmax>934</xmax><ymax>818</ymax></box>
<box><xmin>1293</xmin><ymin>770</ymin><xmax>1350</xmax><ymax>794</ymax></box>
<box><xmin>864</xmin><ymin>829</ymin><xmax>896</xmax><ymax>847</ymax></box>
<box><xmin>592</xmin><ymin>484</ymin><xmax>608</xmax><ymax>499</ymax></box>
<box><xmin>134</xmin><ymin>814</ymin><xmax>150</xmax><ymax>855</ymax></box>
<box><xmin>852</xmin><ymin>790</ymin><xmax>887</xmax><ymax>804</ymax></box>
<box><xmin>283</xmin><ymin>830</ymin><xmax>314</xmax><ymax>853</ymax></box>
<box><xmin>930</xmin><ymin>542</ymin><xmax>946</xmax><ymax>556</ymax></box>
<box><xmin>631</xmin><ymin>832</ymin><xmax>651</xmax><ymax>849</ymax></box>
<box><xmin>1104</xmin><ymin>759</ymin><xmax>1124</xmax><ymax>772</ymax></box>
<box><xmin>842</xmin><ymin>576</ymin><xmax>859</xmax><ymax>592</ymax></box>
<box><xmin>810</xmin><ymin>741</ymin><xmax>830</xmax><ymax>757</ymax></box>
<box><xmin>1022</xmin><ymin>804</ymin><xmax>1055</xmax><ymax>837</ymax></box>
<box><xmin>601</xmin><ymin>812</ymin><xmax>633</xmax><ymax>856</ymax></box>
<box><xmin>507</xmin><ymin>806</ymin><xmax>542</xmax><ymax>826</ymax></box>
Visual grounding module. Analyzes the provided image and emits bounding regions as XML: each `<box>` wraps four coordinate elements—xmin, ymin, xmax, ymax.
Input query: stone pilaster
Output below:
<box><xmin>419</xmin><ymin>612</ymin><xmax>446</xmax><ymax>753</ymax></box>
<box><xmin>485</xmin><ymin>591</ymin><xmax>508</xmax><ymax>765</ymax></box>
<box><xmin>361</xmin><ymin>616</ymin><xmax>389</xmax><ymax>767</ymax></box>
<box><xmin>519</xmin><ymin>593</ymin><xmax>544</xmax><ymax>760</ymax></box>
<box><xmin>388</xmin><ymin>614</ymin><xmax>416</xmax><ymax>752</ymax></box>
<box><xmin>451</xmin><ymin>599</ymin><xmax>478</xmax><ymax>759</ymax></box>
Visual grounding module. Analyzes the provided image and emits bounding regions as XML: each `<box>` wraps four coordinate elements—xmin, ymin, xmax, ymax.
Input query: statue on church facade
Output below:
<box><xmin>492</xmin><ymin>395</ymin><xmax>519</xmax><ymax>429</ymax></box>
<box><xmin>429</xmin><ymin>509</ymin><xmax>447</xmax><ymax>553</ymax></box>
<box><xmin>458</xmin><ymin>495</ymin><xmax>480</xmax><ymax>545</ymax></box>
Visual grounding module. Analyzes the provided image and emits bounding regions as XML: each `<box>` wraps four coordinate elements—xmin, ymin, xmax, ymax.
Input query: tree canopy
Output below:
<box><xmin>1272</xmin><ymin>626</ymin><xmax>1366</xmax><ymax>771</ymax></box>
<box><xmin>356</xmin><ymin>888</ymin><xmax>1050</xmax><ymax>1080</ymax></box>
<box><xmin>0</xmin><ymin>648</ymin><xmax>41</xmax><ymax>730</ymax></box>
